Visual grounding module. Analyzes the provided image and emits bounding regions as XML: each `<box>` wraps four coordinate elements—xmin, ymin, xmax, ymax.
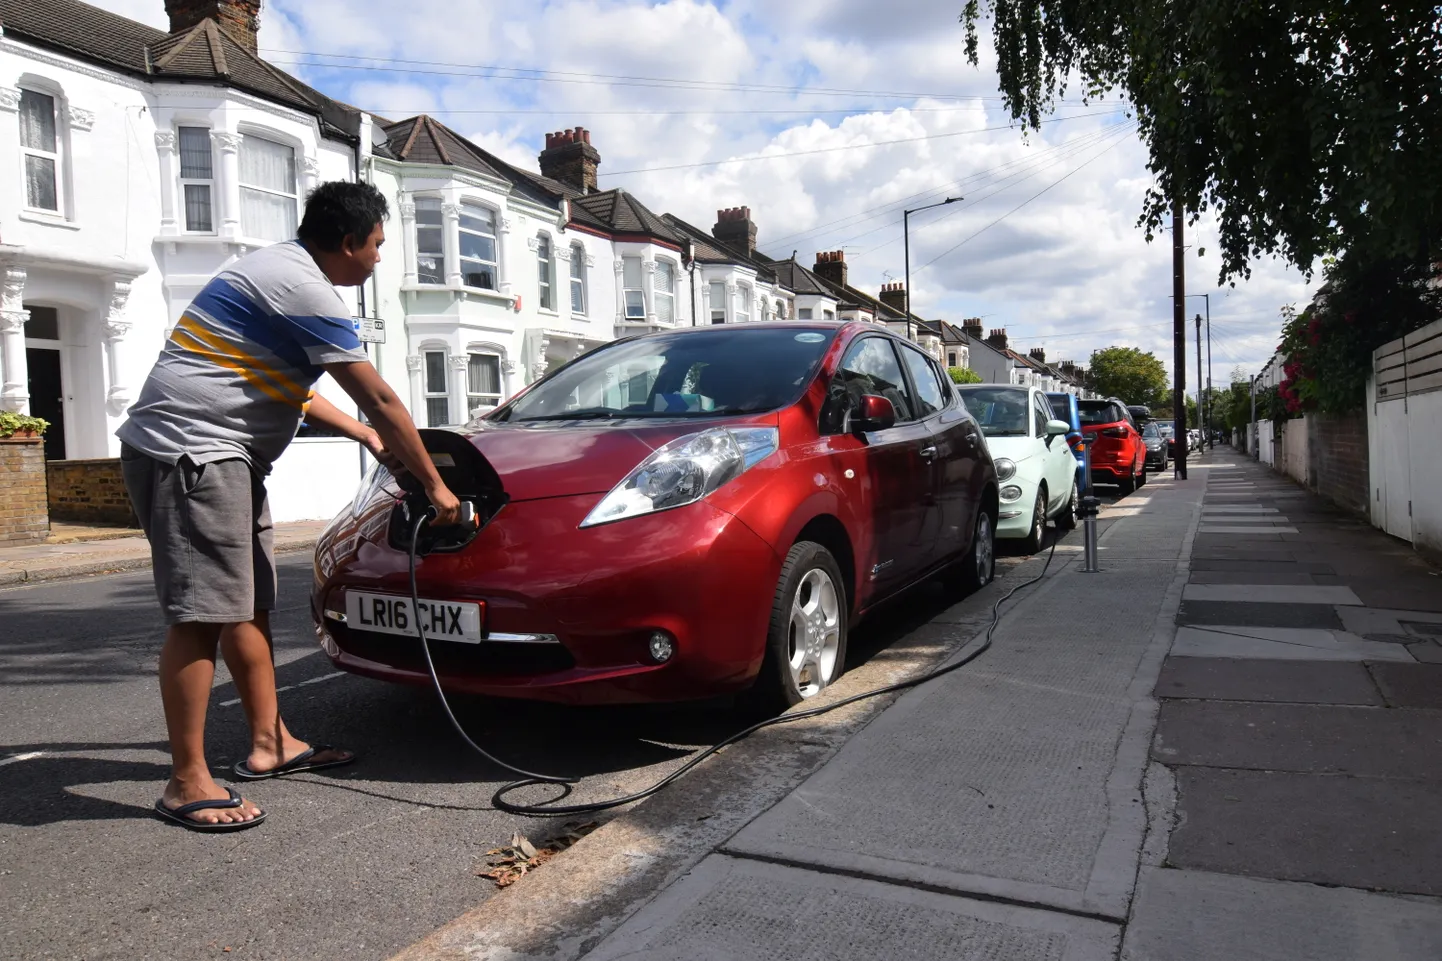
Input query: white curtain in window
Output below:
<box><xmin>239</xmin><ymin>136</ymin><xmax>297</xmax><ymax>242</ymax></box>
<box><xmin>570</xmin><ymin>245</ymin><xmax>586</xmax><ymax>314</ymax></box>
<box><xmin>653</xmin><ymin>261</ymin><xmax>674</xmax><ymax>324</ymax></box>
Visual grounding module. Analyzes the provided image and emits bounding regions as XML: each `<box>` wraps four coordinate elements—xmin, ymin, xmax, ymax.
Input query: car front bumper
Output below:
<box><xmin>995</xmin><ymin>475</ymin><xmax>1041</xmax><ymax>539</ymax></box>
<box><xmin>312</xmin><ymin>495</ymin><xmax>782</xmax><ymax>705</ymax></box>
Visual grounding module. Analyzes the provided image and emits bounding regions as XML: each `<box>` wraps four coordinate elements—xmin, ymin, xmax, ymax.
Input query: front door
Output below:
<box><xmin>26</xmin><ymin>347</ymin><xmax>65</xmax><ymax>461</ymax></box>
<box><xmin>898</xmin><ymin>342</ymin><xmax>976</xmax><ymax>563</ymax></box>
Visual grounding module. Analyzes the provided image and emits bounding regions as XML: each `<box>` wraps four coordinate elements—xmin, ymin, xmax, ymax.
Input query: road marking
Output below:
<box><xmin>219</xmin><ymin>671</ymin><xmax>346</xmax><ymax>707</ymax></box>
<box><xmin>0</xmin><ymin>751</ymin><xmax>44</xmax><ymax>767</ymax></box>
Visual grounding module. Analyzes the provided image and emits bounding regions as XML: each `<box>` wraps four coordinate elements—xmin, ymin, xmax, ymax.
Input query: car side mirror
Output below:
<box><xmin>852</xmin><ymin>394</ymin><xmax>897</xmax><ymax>433</ymax></box>
<box><xmin>1046</xmin><ymin>419</ymin><xmax>1070</xmax><ymax>437</ymax></box>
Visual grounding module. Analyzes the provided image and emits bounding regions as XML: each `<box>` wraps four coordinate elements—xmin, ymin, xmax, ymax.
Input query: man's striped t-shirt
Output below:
<box><xmin>118</xmin><ymin>241</ymin><xmax>367</xmax><ymax>473</ymax></box>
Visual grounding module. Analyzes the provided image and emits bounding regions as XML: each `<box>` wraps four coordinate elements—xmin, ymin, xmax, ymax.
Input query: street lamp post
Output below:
<box><xmin>903</xmin><ymin>197</ymin><xmax>962</xmax><ymax>342</ymax></box>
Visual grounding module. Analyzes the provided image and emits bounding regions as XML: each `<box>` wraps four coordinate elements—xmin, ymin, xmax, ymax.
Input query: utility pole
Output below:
<box><xmin>903</xmin><ymin>197</ymin><xmax>962</xmax><ymax>343</ymax></box>
<box><xmin>1204</xmin><ymin>298</ymin><xmax>1214</xmax><ymax>449</ymax></box>
<box><xmin>1195</xmin><ymin>312</ymin><xmax>1204</xmax><ymax>457</ymax></box>
<box><xmin>1171</xmin><ymin>198</ymin><xmax>1188</xmax><ymax>480</ymax></box>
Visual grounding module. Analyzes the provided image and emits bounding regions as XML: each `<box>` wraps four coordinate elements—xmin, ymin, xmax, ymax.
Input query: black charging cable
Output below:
<box><xmin>409</xmin><ymin>511</ymin><xmax>1063</xmax><ymax>818</ymax></box>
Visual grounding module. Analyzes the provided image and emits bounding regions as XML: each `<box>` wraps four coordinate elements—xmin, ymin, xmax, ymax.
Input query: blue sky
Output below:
<box><xmin>99</xmin><ymin>0</ymin><xmax>1316</xmax><ymax>389</ymax></box>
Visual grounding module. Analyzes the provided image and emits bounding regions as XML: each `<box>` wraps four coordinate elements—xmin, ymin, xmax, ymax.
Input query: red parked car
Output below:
<box><xmin>312</xmin><ymin>322</ymin><xmax>999</xmax><ymax>709</ymax></box>
<box><xmin>1078</xmin><ymin>398</ymin><xmax>1147</xmax><ymax>493</ymax></box>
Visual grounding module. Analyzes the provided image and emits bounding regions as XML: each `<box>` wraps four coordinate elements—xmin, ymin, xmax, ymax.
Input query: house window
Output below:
<box><xmin>653</xmin><ymin>261</ymin><xmax>675</xmax><ymax>324</ymax></box>
<box><xmin>823</xmin><ymin>309</ymin><xmax>836</xmax><ymax>321</ymax></box>
<box><xmin>177</xmin><ymin>126</ymin><xmax>214</xmax><ymax>232</ymax></box>
<box><xmin>423</xmin><ymin>350</ymin><xmax>450</xmax><ymax>426</ymax></box>
<box><xmin>798</xmin><ymin>307</ymin><xmax>813</xmax><ymax>320</ymax></box>
<box><xmin>709</xmin><ymin>282</ymin><xmax>726</xmax><ymax>324</ymax></box>
<box><xmin>238</xmin><ymin>134</ymin><xmax>297</xmax><ymax>241</ymax></box>
<box><xmin>623</xmin><ymin>257</ymin><xmax>645</xmax><ymax>319</ymax></box>
<box><xmin>460</xmin><ymin>204</ymin><xmax>498</xmax><ymax>290</ymax></box>
<box><xmin>536</xmin><ymin>234</ymin><xmax>554</xmax><ymax>310</ymax></box>
<box><xmin>20</xmin><ymin>89</ymin><xmax>60</xmax><ymax>212</ymax></box>
<box><xmin>947</xmin><ymin>351</ymin><xmax>957</xmax><ymax>367</ymax></box>
<box><xmin>735</xmin><ymin>285</ymin><xmax>752</xmax><ymax>322</ymax></box>
<box><xmin>570</xmin><ymin>244</ymin><xmax>586</xmax><ymax>314</ymax></box>
<box><xmin>414</xmin><ymin>199</ymin><xmax>444</xmax><ymax>284</ymax></box>
<box><xmin>467</xmin><ymin>353</ymin><xmax>502</xmax><ymax>413</ymax></box>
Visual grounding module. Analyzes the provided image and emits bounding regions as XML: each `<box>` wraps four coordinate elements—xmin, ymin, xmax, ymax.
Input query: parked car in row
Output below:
<box><xmin>1142</xmin><ymin>421</ymin><xmax>1169</xmax><ymax>472</ymax></box>
<box><xmin>959</xmin><ymin>384</ymin><xmax>1078</xmax><ymax>553</ymax></box>
<box><xmin>1077</xmin><ymin>398</ymin><xmax>1148</xmax><ymax>493</ymax></box>
<box><xmin>312</xmin><ymin>322</ymin><xmax>999</xmax><ymax>709</ymax></box>
<box><xmin>1045</xmin><ymin>391</ymin><xmax>1089</xmax><ymax>492</ymax></box>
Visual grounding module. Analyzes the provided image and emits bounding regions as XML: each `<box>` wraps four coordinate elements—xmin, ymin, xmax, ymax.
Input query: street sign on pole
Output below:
<box><xmin>359</xmin><ymin>316</ymin><xmax>386</xmax><ymax>344</ymax></box>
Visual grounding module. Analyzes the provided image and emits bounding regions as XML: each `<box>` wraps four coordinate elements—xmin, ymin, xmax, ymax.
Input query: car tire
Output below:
<box><xmin>945</xmin><ymin>507</ymin><xmax>995</xmax><ymax>593</ymax></box>
<box><xmin>1118</xmin><ymin>469</ymin><xmax>1136</xmax><ymax>495</ymax></box>
<box><xmin>1136</xmin><ymin>461</ymin><xmax>1148</xmax><ymax>488</ymax></box>
<box><xmin>1055</xmin><ymin>478</ymin><xmax>1078</xmax><ymax>530</ymax></box>
<box><xmin>749</xmin><ymin>541</ymin><xmax>849</xmax><ymax>713</ymax></box>
<box><xmin>1020</xmin><ymin>488</ymin><xmax>1047</xmax><ymax>554</ymax></box>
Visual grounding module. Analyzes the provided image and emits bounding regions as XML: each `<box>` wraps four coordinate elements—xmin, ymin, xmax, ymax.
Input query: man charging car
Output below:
<box><xmin>117</xmin><ymin>182</ymin><xmax>460</xmax><ymax>831</ymax></box>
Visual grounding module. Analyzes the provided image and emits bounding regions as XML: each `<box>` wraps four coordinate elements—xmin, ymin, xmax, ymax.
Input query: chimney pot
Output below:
<box><xmin>813</xmin><ymin>250</ymin><xmax>849</xmax><ymax>288</ymax></box>
<box><xmin>539</xmin><ymin>125</ymin><xmax>602</xmax><ymax>193</ymax></box>
<box><xmin>713</xmin><ymin>204</ymin><xmax>758</xmax><ymax>257</ymax></box>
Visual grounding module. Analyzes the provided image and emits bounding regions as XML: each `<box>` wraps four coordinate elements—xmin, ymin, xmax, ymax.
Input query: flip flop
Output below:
<box><xmin>232</xmin><ymin>745</ymin><xmax>356</xmax><ymax>781</ymax></box>
<box><xmin>154</xmin><ymin>787</ymin><xmax>266</xmax><ymax>832</ymax></box>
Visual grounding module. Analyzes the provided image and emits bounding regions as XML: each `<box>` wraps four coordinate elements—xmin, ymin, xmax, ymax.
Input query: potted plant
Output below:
<box><xmin>0</xmin><ymin>412</ymin><xmax>50</xmax><ymax>440</ymax></box>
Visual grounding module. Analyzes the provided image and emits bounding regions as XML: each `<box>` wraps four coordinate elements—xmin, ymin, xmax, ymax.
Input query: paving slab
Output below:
<box><xmin>1153</xmin><ymin>700</ymin><xmax>1442</xmax><ymax>777</ymax></box>
<box><xmin>1166</xmin><ymin>767</ymin><xmax>1442</xmax><ymax>895</ymax></box>
<box><xmin>1200</xmin><ymin>506</ymin><xmax>1277</xmax><ymax>513</ymax></box>
<box><xmin>1186</xmin><ymin>571</ymin><xmax>1318</xmax><ymax>585</ymax></box>
<box><xmin>1337</xmin><ymin>606</ymin><xmax>1442</xmax><ymax>638</ymax></box>
<box><xmin>582</xmin><ymin>856</ymin><xmax>1121</xmax><ymax>961</ymax></box>
<box><xmin>1177</xmin><ymin>600</ymin><xmax>1343</xmax><ymax>629</ymax></box>
<box><xmin>1190</xmin><ymin>558</ymin><xmax>1333</xmax><ymax>574</ymax></box>
<box><xmin>1365</xmin><ymin>662</ymin><xmax>1442</xmax><ymax>709</ymax></box>
<box><xmin>1408</xmin><ymin>642</ymin><xmax>1442</xmax><ymax>664</ymax></box>
<box><xmin>1196</xmin><ymin>525</ymin><xmax>1298</xmax><ymax>534</ymax></box>
<box><xmin>1153</xmin><ymin>657</ymin><xmax>1384</xmax><ymax>705</ymax></box>
<box><xmin>1123</xmin><ymin>867</ymin><xmax>1442</xmax><ymax>961</ymax></box>
<box><xmin>1171</xmin><ymin>625</ymin><xmax>1417</xmax><ymax>661</ymax></box>
<box><xmin>1181</xmin><ymin>584</ymin><xmax>1362</xmax><ymax>605</ymax></box>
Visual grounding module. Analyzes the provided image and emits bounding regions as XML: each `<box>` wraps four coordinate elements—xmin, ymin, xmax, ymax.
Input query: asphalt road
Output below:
<box><xmin>0</xmin><ymin>485</ymin><xmax>1121</xmax><ymax>961</ymax></box>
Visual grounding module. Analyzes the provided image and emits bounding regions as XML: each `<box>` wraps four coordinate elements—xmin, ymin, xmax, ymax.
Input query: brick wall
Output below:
<box><xmin>0</xmin><ymin>438</ymin><xmax>49</xmax><ymax>544</ymax></box>
<box><xmin>1307</xmin><ymin>411</ymin><xmax>1369</xmax><ymax>517</ymax></box>
<box><xmin>46</xmin><ymin>458</ymin><xmax>139</xmax><ymax>526</ymax></box>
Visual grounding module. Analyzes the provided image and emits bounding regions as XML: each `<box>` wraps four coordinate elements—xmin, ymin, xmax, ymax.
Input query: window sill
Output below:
<box><xmin>536</xmin><ymin>308</ymin><xmax>560</xmax><ymax>318</ymax></box>
<box><xmin>19</xmin><ymin>210</ymin><xmax>80</xmax><ymax>231</ymax></box>
<box><xmin>402</xmin><ymin>284</ymin><xmax>516</xmax><ymax>307</ymax></box>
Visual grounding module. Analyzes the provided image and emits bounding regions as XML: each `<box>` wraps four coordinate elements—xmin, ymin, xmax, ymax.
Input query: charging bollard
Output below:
<box><xmin>1079</xmin><ymin>495</ymin><xmax>1102</xmax><ymax>573</ymax></box>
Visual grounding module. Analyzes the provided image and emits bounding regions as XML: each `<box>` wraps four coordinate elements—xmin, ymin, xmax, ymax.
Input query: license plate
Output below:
<box><xmin>345</xmin><ymin>591</ymin><xmax>485</xmax><ymax>644</ymax></box>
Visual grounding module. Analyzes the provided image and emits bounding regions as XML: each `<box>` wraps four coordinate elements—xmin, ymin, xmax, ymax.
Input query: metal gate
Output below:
<box><xmin>1371</xmin><ymin>319</ymin><xmax>1442</xmax><ymax>546</ymax></box>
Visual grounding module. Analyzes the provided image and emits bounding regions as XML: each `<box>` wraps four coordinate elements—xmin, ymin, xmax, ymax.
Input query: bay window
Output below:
<box><xmin>735</xmin><ymin>284</ymin><xmax>752</xmax><ymax>323</ymax></box>
<box><xmin>709</xmin><ymin>282</ymin><xmax>726</xmax><ymax>324</ymax></box>
<box><xmin>537</xmin><ymin>234</ymin><xmax>554</xmax><ymax>310</ymax></box>
<box><xmin>460</xmin><ymin>204</ymin><xmax>498</xmax><ymax>290</ymax></box>
<box><xmin>622</xmin><ymin>257</ymin><xmax>645</xmax><ymax>319</ymax></box>
<box><xmin>467</xmin><ymin>353</ymin><xmax>502</xmax><ymax>412</ymax></box>
<box><xmin>423</xmin><ymin>350</ymin><xmax>450</xmax><ymax>426</ymax></box>
<box><xmin>238</xmin><ymin>134</ymin><xmax>297</xmax><ymax>242</ymax></box>
<box><xmin>20</xmin><ymin>89</ymin><xmax>60</xmax><ymax>212</ymax></box>
<box><xmin>653</xmin><ymin>261</ymin><xmax>675</xmax><ymax>324</ymax></box>
<box><xmin>415</xmin><ymin>198</ymin><xmax>444</xmax><ymax>284</ymax></box>
<box><xmin>570</xmin><ymin>244</ymin><xmax>587</xmax><ymax>314</ymax></box>
<box><xmin>178</xmin><ymin>127</ymin><xmax>214</xmax><ymax>232</ymax></box>
<box><xmin>798</xmin><ymin>307</ymin><xmax>814</xmax><ymax>320</ymax></box>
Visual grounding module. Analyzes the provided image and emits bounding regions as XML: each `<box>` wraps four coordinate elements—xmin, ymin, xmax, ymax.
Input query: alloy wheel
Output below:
<box><xmin>975</xmin><ymin>512</ymin><xmax>994</xmax><ymax>584</ymax></box>
<box><xmin>787</xmin><ymin>568</ymin><xmax>842</xmax><ymax>698</ymax></box>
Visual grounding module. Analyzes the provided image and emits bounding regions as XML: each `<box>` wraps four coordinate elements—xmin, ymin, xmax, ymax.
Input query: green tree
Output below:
<box><xmin>961</xmin><ymin>2</ymin><xmax>1442</xmax><ymax>280</ymax></box>
<box><xmin>1086</xmin><ymin>346</ymin><xmax>1169</xmax><ymax>407</ymax></box>
<box><xmin>948</xmin><ymin>366</ymin><xmax>983</xmax><ymax>384</ymax></box>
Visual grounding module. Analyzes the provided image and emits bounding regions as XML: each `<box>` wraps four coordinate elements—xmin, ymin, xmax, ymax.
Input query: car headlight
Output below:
<box><xmin>580</xmin><ymin>426</ymin><xmax>779</xmax><ymax>528</ymax></box>
<box><xmin>1000</xmin><ymin>484</ymin><xmax>1024</xmax><ymax>502</ymax></box>
<box><xmin>350</xmin><ymin>463</ymin><xmax>399</xmax><ymax>518</ymax></box>
<box><xmin>994</xmin><ymin>457</ymin><xmax>1017</xmax><ymax>481</ymax></box>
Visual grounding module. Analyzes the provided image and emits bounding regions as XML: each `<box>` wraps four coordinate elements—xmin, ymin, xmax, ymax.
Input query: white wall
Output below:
<box><xmin>1257</xmin><ymin>419</ymin><xmax>1275</xmax><ymax>466</ymax></box>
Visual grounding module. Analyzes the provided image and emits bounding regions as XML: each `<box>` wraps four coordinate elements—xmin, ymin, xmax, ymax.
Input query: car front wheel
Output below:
<box><xmin>1020</xmin><ymin>488</ymin><xmax>1047</xmax><ymax>554</ymax></box>
<box><xmin>750</xmin><ymin>541</ymin><xmax>848</xmax><ymax>712</ymax></box>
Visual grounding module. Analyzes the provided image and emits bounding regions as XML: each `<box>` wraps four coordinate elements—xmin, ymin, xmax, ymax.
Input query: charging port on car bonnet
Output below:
<box><xmin>388</xmin><ymin>429</ymin><xmax>508</xmax><ymax>556</ymax></box>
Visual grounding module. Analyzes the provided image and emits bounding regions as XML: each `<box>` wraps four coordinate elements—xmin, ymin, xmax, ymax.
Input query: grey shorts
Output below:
<box><xmin>120</xmin><ymin>444</ymin><xmax>276</xmax><ymax>625</ymax></box>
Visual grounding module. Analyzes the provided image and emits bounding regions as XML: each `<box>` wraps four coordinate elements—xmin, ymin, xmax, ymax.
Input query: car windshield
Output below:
<box><xmin>1078</xmin><ymin>401</ymin><xmax>1124</xmax><ymax>426</ymax></box>
<box><xmin>495</xmin><ymin>327</ymin><xmax>837</xmax><ymax>422</ymax></box>
<box><xmin>1045</xmin><ymin>394</ymin><xmax>1073</xmax><ymax>421</ymax></box>
<box><xmin>959</xmin><ymin>386</ymin><xmax>1031</xmax><ymax>436</ymax></box>
<box><xmin>1143</xmin><ymin>423</ymin><xmax>1161</xmax><ymax>440</ymax></box>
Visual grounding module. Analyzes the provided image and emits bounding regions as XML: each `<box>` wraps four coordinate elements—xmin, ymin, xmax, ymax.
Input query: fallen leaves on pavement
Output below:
<box><xmin>476</xmin><ymin>822</ymin><xmax>599</xmax><ymax>887</ymax></box>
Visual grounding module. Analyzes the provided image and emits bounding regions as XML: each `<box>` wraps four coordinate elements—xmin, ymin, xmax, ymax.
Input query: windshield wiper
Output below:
<box><xmin>516</xmin><ymin>408</ymin><xmax>632</xmax><ymax>421</ymax></box>
<box><xmin>983</xmin><ymin>428</ymin><xmax>1028</xmax><ymax>436</ymax></box>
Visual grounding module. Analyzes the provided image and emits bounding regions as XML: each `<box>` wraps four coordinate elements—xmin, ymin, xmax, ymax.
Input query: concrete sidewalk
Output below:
<box><xmin>394</xmin><ymin>470</ymin><xmax>1206</xmax><ymax>960</ymax></box>
<box><xmin>0</xmin><ymin>520</ymin><xmax>329</xmax><ymax>586</ymax></box>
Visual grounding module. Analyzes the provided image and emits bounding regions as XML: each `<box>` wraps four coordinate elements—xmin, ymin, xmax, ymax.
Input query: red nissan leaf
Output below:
<box><xmin>311</xmin><ymin>322</ymin><xmax>998</xmax><ymax>709</ymax></box>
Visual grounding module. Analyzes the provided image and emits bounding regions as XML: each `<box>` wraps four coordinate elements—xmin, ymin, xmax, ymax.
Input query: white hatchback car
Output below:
<box><xmin>958</xmin><ymin>384</ymin><xmax>1079</xmax><ymax>552</ymax></box>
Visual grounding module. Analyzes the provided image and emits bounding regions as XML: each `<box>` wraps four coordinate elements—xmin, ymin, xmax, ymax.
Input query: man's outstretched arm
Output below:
<box><xmin>321</xmin><ymin>362</ymin><xmax>461</xmax><ymax>525</ymax></box>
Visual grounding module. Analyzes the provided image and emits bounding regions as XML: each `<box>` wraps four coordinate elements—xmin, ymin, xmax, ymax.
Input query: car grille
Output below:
<box><xmin>336</xmin><ymin>625</ymin><xmax>577</xmax><ymax>676</ymax></box>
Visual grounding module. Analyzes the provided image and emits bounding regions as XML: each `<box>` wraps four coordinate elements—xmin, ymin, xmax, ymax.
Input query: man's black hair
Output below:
<box><xmin>298</xmin><ymin>181</ymin><xmax>389</xmax><ymax>251</ymax></box>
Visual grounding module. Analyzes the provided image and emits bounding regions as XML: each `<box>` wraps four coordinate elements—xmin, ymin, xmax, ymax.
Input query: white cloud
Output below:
<box><xmin>85</xmin><ymin>0</ymin><xmax>1314</xmax><ymax>385</ymax></box>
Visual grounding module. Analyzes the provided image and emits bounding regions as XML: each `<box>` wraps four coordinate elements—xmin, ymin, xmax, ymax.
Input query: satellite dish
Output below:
<box><xmin>371</xmin><ymin>124</ymin><xmax>389</xmax><ymax>148</ymax></box>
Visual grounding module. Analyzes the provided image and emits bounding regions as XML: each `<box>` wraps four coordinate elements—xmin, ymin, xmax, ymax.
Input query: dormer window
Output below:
<box><xmin>20</xmin><ymin>89</ymin><xmax>60</xmax><ymax>212</ymax></box>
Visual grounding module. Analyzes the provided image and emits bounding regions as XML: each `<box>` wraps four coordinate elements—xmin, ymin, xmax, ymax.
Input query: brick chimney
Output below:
<box><xmin>713</xmin><ymin>206</ymin><xmax>757</xmax><ymax>257</ymax></box>
<box><xmin>1029</xmin><ymin>347</ymin><xmax>1046</xmax><ymax>365</ymax></box>
<box><xmin>962</xmin><ymin>317</ymin><xmax>984</xmax><ymax>341</ymax></box>
<box><xmin>538</xmin><ymin>127</ymin><xmax>601</xmax><ymax>194</ymax></box>
<box><xmin>813</xmin><ymin>250</ymin><xmax>848</xmax><ymax>289</ymax></box>
<box><xmin>165</xmin><ymin>1</ymin><xmax>261</xmax><ymax>53</ymax></box>
<box><xmin>878</xmin><ymin>282</ymin><xmax>907</xmax><ymax>314</ymax></box>
<box><xmin>986</xmin><ymin>328</ymin><xmax>1009</xmax><ymax>351</ymax></box>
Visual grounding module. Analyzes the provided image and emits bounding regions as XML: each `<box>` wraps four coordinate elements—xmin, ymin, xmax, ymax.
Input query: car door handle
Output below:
<box><xmin>919</xmin><ymin>446</ymin><xmax>939</xmax><ymax>461</ymax></box>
